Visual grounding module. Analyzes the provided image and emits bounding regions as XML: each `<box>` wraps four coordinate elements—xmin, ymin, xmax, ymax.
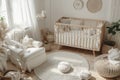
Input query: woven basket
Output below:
<box><xmin>94</xmin><ymin>59</ymin><xmax>120</xmax><ymax>78</ymax></box>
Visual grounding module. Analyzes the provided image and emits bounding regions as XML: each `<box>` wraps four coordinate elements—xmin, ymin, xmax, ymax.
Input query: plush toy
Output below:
<box><xmin>58</xmin><ymin>61</ymin><xmax>71</xmax><ymax>73</ymax></box>
<box><xmin>108</xmin><ymin>48</ymin><xmax>120</xmax><ymax>64</ymax></box>
<box><xmin>79</xmin><ymin>70</ymin><xmax>91</xmax><ymax>80</ymax></box>
<box><xmin>22</xmin><ymin>35</ymin><xmax>33</xmax><ymax>48</ymax></box>
<box><xmin>22</xmin><ymin>35</ymin><xmax>43</xmax><ymax>48</ymax></box>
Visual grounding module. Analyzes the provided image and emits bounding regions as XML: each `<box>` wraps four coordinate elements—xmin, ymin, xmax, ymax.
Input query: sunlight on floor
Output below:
<box><xmin>52</xmin><ymin>56</ymin><xmax>83</xmax><ymax>64</ymax></box>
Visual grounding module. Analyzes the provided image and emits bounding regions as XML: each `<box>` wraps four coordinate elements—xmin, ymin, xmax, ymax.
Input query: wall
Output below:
<box><xmin>45</xmin><ymin>0</ymin><xmax>112</xmax><ymax>31</ymax></box>
<box><xmin>34</xmin><ymin>0</ymin><xmax>45</xmax><ymax>29</ymax></box>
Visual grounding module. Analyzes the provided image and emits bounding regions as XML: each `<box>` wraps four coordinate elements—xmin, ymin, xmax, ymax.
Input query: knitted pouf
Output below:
<box><xmin>94</xmin><ymin>59</ymin><xmax>120</xmax><ymax>78</ymax></box>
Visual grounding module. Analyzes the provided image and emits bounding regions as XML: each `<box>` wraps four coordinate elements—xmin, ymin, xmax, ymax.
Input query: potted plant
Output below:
<box><xmin>105</xmin><ymin>20</ymin><xmax>120</xmax><ymax>46</ymax></box>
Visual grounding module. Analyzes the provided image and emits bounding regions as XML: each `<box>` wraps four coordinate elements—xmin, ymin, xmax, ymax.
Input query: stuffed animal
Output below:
<box><xmin>108</xmin><ymin>48</ymin><xmax>120</xmax><ymax>64</ymax></box>
<box><xmin>79</xmin><ymin>70</ymin><xmax>91</xmax><ymax>80</ymax></box>
<box><xmin>58</xmin><ymin>61</ymin><xmax>71</xmax><ymax>73</ymax></box>
<box><xmin>22</xmin><ymin>35</ymin><xmax>42</xmax><ymax>48</ymax></box>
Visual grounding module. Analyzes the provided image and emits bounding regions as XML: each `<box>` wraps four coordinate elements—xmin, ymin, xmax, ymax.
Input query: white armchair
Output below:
<box><xmin>6</xmin><ymin>28</ymin><xmax>46</xmax><ymax>72</ymax></box>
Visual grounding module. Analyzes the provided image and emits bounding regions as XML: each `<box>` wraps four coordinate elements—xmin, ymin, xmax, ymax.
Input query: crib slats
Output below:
<box><xmin>54</xmin><ymin>17</ymin><xmax>105</xmax><ymax>51</ymax></box>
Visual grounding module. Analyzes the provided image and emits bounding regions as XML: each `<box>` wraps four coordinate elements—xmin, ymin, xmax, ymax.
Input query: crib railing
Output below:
<box><xmin>54</xmin><ymin>17</ymin><xmax>105</xmax><ymax>52</ymax></box>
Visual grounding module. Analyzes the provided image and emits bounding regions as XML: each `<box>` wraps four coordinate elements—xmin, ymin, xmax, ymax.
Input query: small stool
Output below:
<box><xmin>94</xmin><ymin>56</ymin><xmax>120</xmax><ymax>78</ymax></box>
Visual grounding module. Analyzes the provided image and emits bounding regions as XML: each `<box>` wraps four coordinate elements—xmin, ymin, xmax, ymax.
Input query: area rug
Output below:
<box><xmin>34</xmin><ymin>51</ymin><xmax>89</xmax><ymax>80</ymax></box>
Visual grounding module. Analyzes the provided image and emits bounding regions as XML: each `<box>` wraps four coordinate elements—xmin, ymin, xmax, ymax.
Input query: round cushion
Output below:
<box><xmin>58</xmin><ymin>62</ymin><xmax>71</xmax><ymax>73</ymax></box>
<box><xmin>79</xmin><ymin>70</ymin><xmax>91</xmax><ymax>80</ymax></box>
<box><xmin>95</xmin><ymin>59</ymin><xmax>120</xmax><ymax>78</ymax></box>
<box><xmin>108</xmin><ymin>48</ymin><xmax>120</xmax><ymax>61</ymax></box>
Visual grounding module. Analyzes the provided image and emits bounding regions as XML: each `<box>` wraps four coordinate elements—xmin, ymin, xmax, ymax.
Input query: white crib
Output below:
<box><xmin>54</xmin><ymin>17</ymin><xmax>105</xmax><ymax>53</ymax></box>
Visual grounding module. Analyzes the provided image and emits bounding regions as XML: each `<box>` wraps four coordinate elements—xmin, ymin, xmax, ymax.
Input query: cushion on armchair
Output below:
<box><xmin>22</xmin><ymin>35</ymin><xmax>43</xmax><ymax>48</ymax></box>
<box><xmin>23</xmin><ymin>48</ymin><xmax>44</xmax><ymax>59</ymax></box>
<box><xmin>7</xmin><ymin>28</ymin><xmax>26</xmax><ymax>42</ymax></box>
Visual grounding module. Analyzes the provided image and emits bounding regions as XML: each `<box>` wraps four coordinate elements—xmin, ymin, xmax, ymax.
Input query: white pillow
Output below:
<box><xmin>22</xmin><ymin>35</ymin><xmax>33</xmax><ymax>48</ymax></box>
<box><xmin>58</xmin><ymin>61</ymin><xmax>71</xmax><ymax>73</ymax></box>
<box><xmin>32</xmin><ymin>41</ymin><xmax>42</xmax><ymax>48</ymax></box>
<box><xmin>7</xmin><ymin>28</ymin><xmax>26</xmax><ymax>42</ymax></box>
<box><xmin>79</xmin><ymin>70</ymin><xmax>91</xmax><ymax>80</ymax></box>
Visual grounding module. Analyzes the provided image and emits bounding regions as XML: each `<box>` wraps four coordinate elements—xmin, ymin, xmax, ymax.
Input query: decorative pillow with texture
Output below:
<box><xmin>22</xmin><ymin>35</ymin><xmax>33</xmax><ymax>48</ymax></box>
<box><xmin>58</xmin><ymin>61</ymin><xmax>71</xmax><ymax>73</ymax></box>
<box><xmin>32</xmin><ymin>41</ymin><xmax>42</xmax><ymax>48</ymax></box>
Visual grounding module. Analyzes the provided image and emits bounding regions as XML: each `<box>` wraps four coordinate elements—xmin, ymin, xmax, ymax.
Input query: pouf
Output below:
<box><xmin>58</xmin><ymin>62</ymin><xmax>71</xmax><ymax>73</ymax></box>
<box><xmin>94</xmin><ymin>59</ymin><xmax>120</xmax><ymax>78</ymax></box>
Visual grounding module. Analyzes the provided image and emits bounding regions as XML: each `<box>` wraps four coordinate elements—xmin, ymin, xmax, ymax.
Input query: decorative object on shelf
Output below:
<box><xmin>73</xmin><ymin>0</ymin><xmax>84</xmax><ymax>10</ymax></box>
<box><xmin>87</xmin><ymin>0</ymin><xmax>102</xmax><ymax>13</ymax></box>
<box><xmin>58</xmin><ymin>61</ymin><xmax>71</xmax><ymax>73</ymax></box>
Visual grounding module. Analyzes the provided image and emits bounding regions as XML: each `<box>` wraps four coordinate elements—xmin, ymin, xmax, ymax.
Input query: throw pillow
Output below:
<box><xmin>22</xmin><ymin>35</ymin><xmax>33</xmax><ymax>48</ymax></box>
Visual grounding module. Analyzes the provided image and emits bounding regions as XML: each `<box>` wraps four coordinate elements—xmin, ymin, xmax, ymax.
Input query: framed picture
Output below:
<box><xmin>87</xmin><ymin>0</ymin><xmax>102</xmax><ymax>13</ymax></box>
<box><xmin>73</xmin><ymin>0</ymin><xmax>84</xmax><ymax>10</ymax></box>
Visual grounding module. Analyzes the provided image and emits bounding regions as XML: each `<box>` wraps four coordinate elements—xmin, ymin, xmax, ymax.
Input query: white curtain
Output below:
<box><xmin>109</xmin><ymin>0</ymin><xmax>120</xmax><ymax>49</ymax></box>
<box><xmin>110</xmin><ymin>0</ymin><xmax>120</xmax><ymax>22</ymax></box>
<box><xmin>5</xmin><ymin>0</ymin><xmax>41</xmax><ymax>41</ymax></box>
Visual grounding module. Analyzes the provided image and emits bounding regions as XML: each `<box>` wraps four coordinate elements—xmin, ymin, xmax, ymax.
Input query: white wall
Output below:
<box><xmin>34</xmin><ymin>0</ymin><xmax>45</xmax><ymax>29</ymax></box>
<box><xmin>45</xmin><ymin>0</ymin><xmax>112</xmax><ymax>31</ymax></box>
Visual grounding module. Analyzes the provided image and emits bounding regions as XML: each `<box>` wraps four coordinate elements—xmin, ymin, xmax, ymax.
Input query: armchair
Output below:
<box><xmin>6</xmin><ymin>28</ymin><xmax>46</xmax><ymax>72</ymax></box>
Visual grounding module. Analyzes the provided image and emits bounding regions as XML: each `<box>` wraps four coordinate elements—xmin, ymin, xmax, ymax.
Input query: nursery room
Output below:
<box><xmin>0</xmin><ymin>0</ymin><xmax>120</xmax><ymax>80</ymax></box>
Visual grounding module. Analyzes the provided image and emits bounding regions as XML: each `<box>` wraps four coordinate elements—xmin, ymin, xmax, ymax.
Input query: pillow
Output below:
<box><xmin>6</xmin><ymin>40</ymin><xmax>24</xmax><ymax>49</ymax></box>
<box><xmin>32</xmin><ymin>41</ymin><xmax>42</xmax><ymax>48</ymax></box>
<box><xmin>22</xmin><ymin>35</ymin><xmax>33</xmax><ymax>48</ymax></box>
<box><xmin>7</xmin><ymin>28</ymin><xmax>26</xmax><ymax>42</ymax></box>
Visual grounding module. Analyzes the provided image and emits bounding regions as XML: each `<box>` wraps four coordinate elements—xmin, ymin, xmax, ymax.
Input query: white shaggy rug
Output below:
<box><xmin>34</xmin><ymin>51</ymin><xmax>89</xmax><ymax>80</ymax></box>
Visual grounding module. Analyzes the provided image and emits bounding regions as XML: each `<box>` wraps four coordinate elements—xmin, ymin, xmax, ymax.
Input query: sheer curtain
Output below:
<box><xmin>109</xmin><ymin>0</ymin><xmax>120</xmax><ymax>48</ymax></box>
<box><xmin>110</xmin><ymin>0</ymin><xmax>120</xmax><ymax>22</ymax></box>
<box><xmin>5</xmin><ymin>0</ymin><xmax>41</xmax><ymax>40</ymax></box>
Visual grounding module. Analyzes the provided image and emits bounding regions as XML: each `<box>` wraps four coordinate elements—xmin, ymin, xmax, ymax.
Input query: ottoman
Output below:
<box><xmin>94</xmin><ymin>59</ymin><xmax>120</xmax><ymax>78</ymax></box>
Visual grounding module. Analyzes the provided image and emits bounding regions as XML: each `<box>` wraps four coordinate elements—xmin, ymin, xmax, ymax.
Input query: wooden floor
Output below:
<box><xmin>3</xmin><ymin>46</ymin><xmax>120</xmax><ymax>80</ymax></box>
